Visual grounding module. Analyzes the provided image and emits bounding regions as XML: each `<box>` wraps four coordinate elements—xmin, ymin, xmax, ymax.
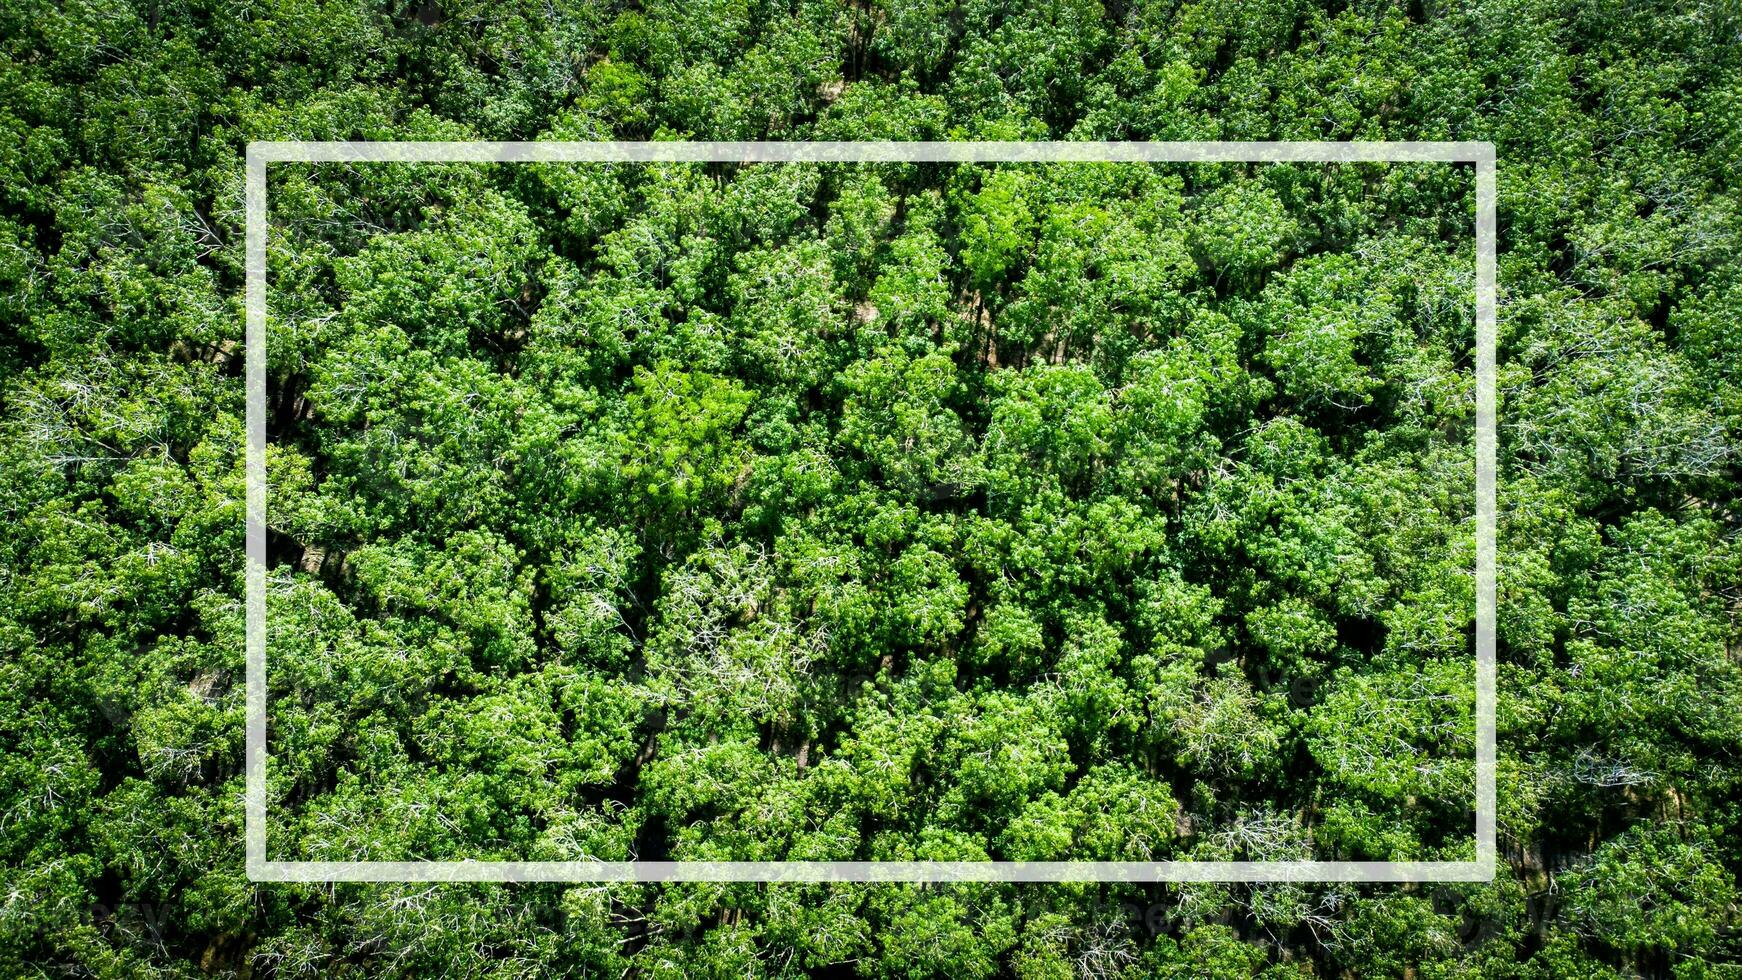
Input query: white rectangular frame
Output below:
<box><xmin>245</xmin><ymin>140</ymin><xmax>1497</xmax><ymax>883</ymax></box>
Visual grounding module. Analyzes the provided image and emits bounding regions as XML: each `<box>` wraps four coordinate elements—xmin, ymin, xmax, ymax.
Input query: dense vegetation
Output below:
<box><xmin>3</xmin><ymin>0</ymin><xmax>1741</xmax><ymax>976</ymax></box>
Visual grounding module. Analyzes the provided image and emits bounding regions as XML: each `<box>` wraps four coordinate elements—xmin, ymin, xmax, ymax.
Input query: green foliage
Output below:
<box><xmin>2</xmin><ymin>0</ymin><xmax>1741</xmax><ymax>977</ymax></box>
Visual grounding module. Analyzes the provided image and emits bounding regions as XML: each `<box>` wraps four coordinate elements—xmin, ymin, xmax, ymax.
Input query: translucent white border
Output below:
<box><xmin>245</xmin><ymin>141</ymin><xmax>1498</xmax><ymax>883</ymax></box>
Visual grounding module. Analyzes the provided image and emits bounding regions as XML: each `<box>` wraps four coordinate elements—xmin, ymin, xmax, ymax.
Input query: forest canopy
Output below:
<box><xmin>259</xmin><ymin>154</ymin><xmax>1482</xmax><ymax>872</ymax></box>
<box><xmin>2</xmin><ymin>0</ymin><xmax>1741</xmax><ymax>978</ymax></box>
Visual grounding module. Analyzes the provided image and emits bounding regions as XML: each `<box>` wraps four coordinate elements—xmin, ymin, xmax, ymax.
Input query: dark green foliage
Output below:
<box><xmin>2</xmin><ymin>0</ymin><xmax>1741</xmax><ymax>977</ymax></box>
